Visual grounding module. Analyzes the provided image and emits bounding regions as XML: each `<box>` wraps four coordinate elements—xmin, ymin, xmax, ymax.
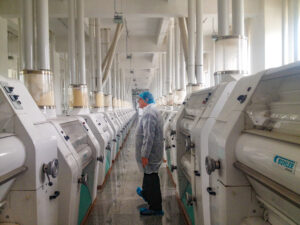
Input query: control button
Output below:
<box><xmin>9</xmin><ymin>94</ymin><xmax>19</xmax><ymax>101</ymax></box>
<box><xmin>4</xmin><ymin>86</ymin><xmax>14</xmax><ymax>93</ymax></box>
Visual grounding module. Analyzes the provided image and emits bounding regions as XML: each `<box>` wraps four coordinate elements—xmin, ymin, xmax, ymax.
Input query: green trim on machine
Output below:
<box><xmin>181</xmin><ymin>183</ymin><xmax>195</xmax><ymax>225</ymax></box>
<box><xmin>105</xmin><ymin>149</ymin><xmax>111</xmax><ymax>175</ymax></box>
<box><xmin>166</xmin><ymin>148</ymin><xmax>171</xmax><ymax>169</ymax></box>
<box><xmin>77</xmin><ymin>184</ymin><xmax>92</xmax><ymax>225</ymax></box>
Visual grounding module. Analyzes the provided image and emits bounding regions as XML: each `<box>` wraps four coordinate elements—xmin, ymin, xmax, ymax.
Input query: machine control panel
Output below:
<box><xmin>0</xmin><ymin>82</ymin><xmax>23</xmax><ymax>110</ymax></box>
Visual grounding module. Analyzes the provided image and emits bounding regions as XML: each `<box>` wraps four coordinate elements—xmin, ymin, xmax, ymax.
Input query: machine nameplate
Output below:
<box><xmin>273</xmin><ymin>155</ymin><xmax>297</xmax><ymax>174</ymax></box>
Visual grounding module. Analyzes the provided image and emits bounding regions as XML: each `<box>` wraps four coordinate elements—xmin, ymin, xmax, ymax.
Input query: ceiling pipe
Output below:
<box><xmin>89</xmin><ymin>18</ymin><xmax>96</xmax><ymax>91</ymax></box>
<box><xmin>21</xmin><ymin>0</ymin><xmax>34</xmax><ymax>70</ymax></box>
<box><xmin>77</xmin><ymin>0</ymin><xmax>86</xmax><ymax>85</ymax></box>
<box><xmin>102</xmin><ymin>23</ymin><xmax>124</xmax><ymax>86</ymax></box>
<box><xmin>175</xmin><ymin>18</ymin><xmax>180</xmax><ymax>90</ymax></box>
<box><xmin>68</xmin><ymin>0</ymin><xmax>76</xmax><ymax>85</ymax></box>
<box><xmin>195</xmin><ymin>0</ymin><xmax>204</xmax><ymax>85</ymax></box>
<box><xmin>232</xmin><ymin>0</ymin><xmax>245</xmax><ymax>36</ymax></box>
<box><xmin>36</xmin><ymin>0</ymin><xmax>50</xmax><ymax>70</ymax></box>
<box><xmin>218</xmin><ymin>0</ymin><xmax>229</xmax><ymax>36</ymax></box>
<box><xmin>187</xmin><ymin>0</ymin><xmax>196</xmax><ymax>85</ymax></box>
<box><xmin>178</xmin><ymin>17</ymin><xmax>188</xmax><ymax>62</ymax></box>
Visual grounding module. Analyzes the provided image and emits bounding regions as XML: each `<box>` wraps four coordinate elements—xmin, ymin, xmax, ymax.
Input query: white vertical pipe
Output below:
<box><xmin>159</xmin><ymin>54</ymin><xmax>163</xmax><ymax>97</ymax></box>
<box><xmin>172</xmin><ymin>22</ymin><xmax>176</xmax><ymax>92</ymax></box>
<box><xmin>108</xmin><ymin>72</ymin><xmax>112</xmax><ymax>95</ymax></box>
<box><xmin>112</xmin><ymin>59</ymin><xmax>116</xmax><ymax>98</ymax></box>
<box><xmin>89</xmin><ymin>18</ymin><xmax>96</xmax><ymax>91</ymax></box>
<box><xmin>118</xmin><ymin>70</ymin><xmax>121</xmax><ymax>101</ymax></box>
<box><xmin>195</xmin><ymin>0</ymin><xmax>204</xmax><ymax>84</ymax></box>
<box><xmin>36</xmin><ymin>0</ymin><xmax>50</xmax><ymax>70</ymax></box>
<box><xmin>232</xmin><ymin>0</ymin><xmax>245</xmax><ymax>36</ymax></box>
<box><xmin>21</xmin><ymin>0</ymin><xmax>34</xmax><ymax>70</ymax></box>
<box><xmin>180</xmin><ymin>42</ymin><xmax>186</xmax><ymax>90</ymax></box>
<box><xmin>282</xmin><ymin>0</ymin><xmax>288</xmax><ymax>65</ymax></box>
<box><xmin>218</xmin><ymin>0</ymin><xmax>229</xmax><ymax>36</ymax></box>
<box><xmin>293</xmin><ymin>0</ymin><xmax>299</xmax><ymax>61</ymax></box>
<box><xmin>156</xmin><ymin>69</ymin><xmax>159</xmax><ymax>99</ymax></box>
<box><xmin>167</xmin><ymin>29</ymin><xmax>172</xmax><ymax>94</ymax></box>
<box><xmin>120</xmin><ymin>71</ymin><xmax>124</xmax><ymax>103</ymax></box>
<box><xmin>68</xmin><ymin>0</ymin><xmax>76</xmax><ymax>84</ymax></box>
<box><xmin>77</xmin><ymin>0</ymin><xmax>86</xmax><ymax>84</ymax></box>
<box><xmin>123</xmin><ymin>74</ymin><xmax>126</xmax><ymax>102</ymax></box>
<box><xmin>163</xmin><ymin>53</ymin><xmax>167</xmax><ymax>96</ymax></box>
<box><xmin>188</xmin><ymin>0</ymin><xmax>196</xmax><ymax>84</ymax></box>
<box><xmin>96</xmin><ymin>18</ymin><xmax>103</xmax><ymax>91</ymax></box>
<box><xmin>175</xmin><ymin>19</ymin><xmax>180</xmax><ymax>90</ymax></box>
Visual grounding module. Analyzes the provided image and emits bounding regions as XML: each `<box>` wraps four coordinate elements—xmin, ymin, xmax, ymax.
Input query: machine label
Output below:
<box><xmin>273</xmin><ymin>155</ymin><xmax>297</xmax><ymax>174</ymax></box>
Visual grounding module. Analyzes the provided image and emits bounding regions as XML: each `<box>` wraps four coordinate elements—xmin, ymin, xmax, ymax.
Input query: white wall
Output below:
<box><xmin>248</xmin><ymin>0</ymin><xmax>265</xmax><ymax>74</ymax></box>
<box><xmin>264</xmin><ymin>0</ymin><xmax>282</xmax><ymax>69</ymax></box>
<box><xmin>0</xmin><ymin>17</ymin><xmax>8</xmax><ymax>77</ymax></box>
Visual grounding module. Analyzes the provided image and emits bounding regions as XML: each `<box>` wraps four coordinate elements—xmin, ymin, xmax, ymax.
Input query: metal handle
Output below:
<box><xmin>207</xmin><ymin>187</ymin><xmax>216</xmax><ymax>196</ymax></box>
<box><xmin>43</xmin><ymin>159</ymin><xmax>59</xmax><ymax>186</ymax></box>
<box><xmin>205</xmin><ymin>156</ymin><xmax>220</xmax><ymax>175</ymax></box>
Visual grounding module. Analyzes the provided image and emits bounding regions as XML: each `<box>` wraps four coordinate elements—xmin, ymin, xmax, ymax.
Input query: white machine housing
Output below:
<box><xmin>0</xmin><ymin>76</ymin><xmax>59</xmax><ymax>225</ymax></box>
<box><xmin>49</xmin><ymin>115</ymin><xmax>101</xmax><ymax>225</ymax></box>
<box><xmin>176</xmin><ymin>82</ymin><xmax>237</xmax><ymax>225</ymax></box>
<box><xmin>206</xmin><ymin>62</ymin><xmax>300</xmax><ymax>225</ymax></box>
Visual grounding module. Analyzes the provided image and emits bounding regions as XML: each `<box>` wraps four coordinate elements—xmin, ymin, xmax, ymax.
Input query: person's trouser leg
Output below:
<box><xmin>142</xmin><ymin>173</ymin><xmax>162</xmax><ymax>211</ymax></box>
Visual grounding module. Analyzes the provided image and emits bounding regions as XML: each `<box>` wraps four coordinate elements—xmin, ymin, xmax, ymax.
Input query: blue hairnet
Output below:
<box><xmin>139</xmin><ymin>91</ymin><xmax>155</xmax><ymax>104</ymax></box>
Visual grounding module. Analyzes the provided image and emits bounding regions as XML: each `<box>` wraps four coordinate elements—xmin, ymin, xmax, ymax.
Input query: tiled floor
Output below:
<box><xmin>86</xmin><ymin>122</ymin><xmax>186</xmax><ymax>225</ymax></box>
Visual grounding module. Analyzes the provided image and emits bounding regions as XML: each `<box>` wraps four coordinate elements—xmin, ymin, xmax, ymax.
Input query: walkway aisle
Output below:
<box><xmin>86</xmin><ymin>122</ymin><xmax>186</xmax><ymax>225</ymax></box>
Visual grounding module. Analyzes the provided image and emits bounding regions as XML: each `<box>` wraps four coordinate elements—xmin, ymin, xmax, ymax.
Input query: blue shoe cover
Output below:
<box><xmin>136</xmin><ymin>187</ymin><xmax>146</xmax><ymax>201</ymax></box>
<box><xmin>139</xmin><ymin>208</ymin><xmax>164</xmax><ymax>216</ymax></box>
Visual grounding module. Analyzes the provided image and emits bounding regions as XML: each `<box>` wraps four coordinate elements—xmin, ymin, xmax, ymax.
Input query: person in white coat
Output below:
<box><xmin>135</xmin><ymin>91</ymin><xmax>164</xmax><ymax>216</ymax></box>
